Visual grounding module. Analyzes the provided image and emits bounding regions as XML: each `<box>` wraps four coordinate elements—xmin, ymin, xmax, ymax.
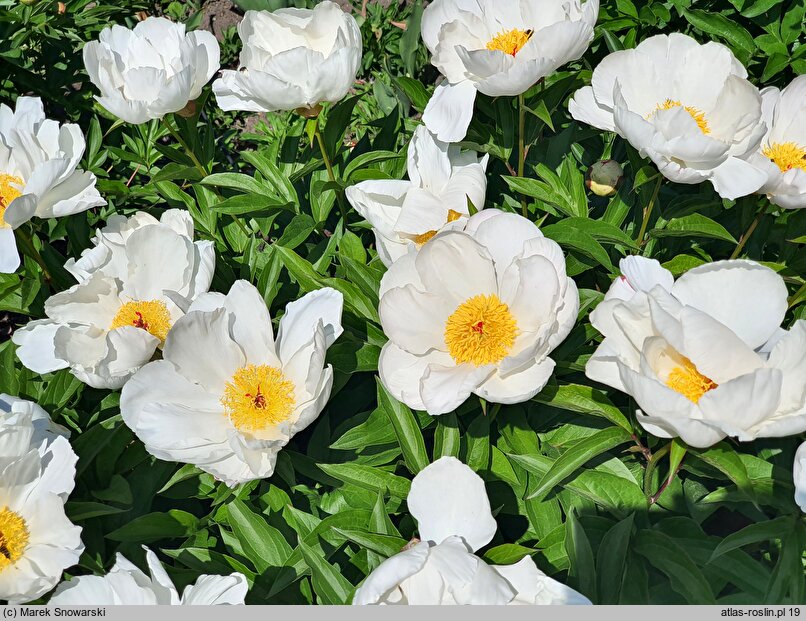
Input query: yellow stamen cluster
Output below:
<box><xmin>0</xmin><ymin>173</ymin><xmax>24</xmax><ymax>229</ymax></box>
<box><xmin>444</xmin><ymin>294</ymin><xmax>518</xmax><ymax>366</ymax></box>
<box><xmin>486</xmin><ymin>28</ymin><xmax>533</xmax><ymax>56</ymax></box>
<box><xmin>763</xmin><ymin>142</ymin><xmax>806</xmax><ymax>173</ymax></box>
<box><xmin>0</xmin><ymin>507</ymin><xmax>29</xmax><ymax>572</ymax></box>
<box><xmin>413</xmin><ymin>209</ymin><xmax>463</xmax><ymax>246</ymax></box>
<box><xmin>221</xmin><ymin>364</ymin><xmax>296</xmax><ymax>432</ymax></box>
<box><xmin>651</xmin><ymin>99</ymin><xmax>711</xmax><ymax>135</ymax></box>
<box><xmin>110</xmin><ymin>300</ymin><xmax>172</xmax><ymax>344</ymax></box>
<box><xmin>665</xmin><ymin>357</ymin><xmax>718</xmax><ymax>403</ymax></box>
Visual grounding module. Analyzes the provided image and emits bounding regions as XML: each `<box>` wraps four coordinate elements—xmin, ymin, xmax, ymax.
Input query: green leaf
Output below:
<box><xmin>533</xmin><ymin>383</ymin><xmax>632</xmax><ymax>433</ymax></box>
<box><xmin>682</xmin><ymin>9</ymin><xmax>756</xmax><ymax>55</ymax></box>
<box><xmin>634</xmin><ymin>529</ymin><xmax>716</xmax><ymax>604</ymax></box>
<box><xmin>226</xmin><ymin>498</ymin><xmax>293</xmax><ymax>572</ymax></box>
<box><xmin>330</xmin><ymin>407</ymin><xmax>397</xmax><ymax>450</ymax></box>
<box><xmin>377</xmin><ymin>379</ymin><xmax>429</xmax><ymax>474</ymax></box>
<box><xmin>527</xmin><ymin>426</ymin><xmax>633</xmax><ymax>500</ymax></box>
<box><xmin>105</xmin><ymin>510</ymin><xmax>198</xmax><ymax>543</ymax></box>
<box><xmin>596</xmin><ymin>514</ymin><xmax>634</xmax><ymax>604</ymax></box>
<box><xmin>565</xmin><ymin>510</ymin><xmax>597</xmax><ymax>601</ymax></box>
<box><xmin>652</xmin><ymin>214</ymin><xmax>737</xmax><ymax>243</ymax></box>
<box><xmin>298</xmin><ymin>538</ymin><xmax>354</xmax><ymax>605</ymax></box>
<box><xmin>275</xmin><ymin>245</ymin><xmax>380</xmax><ymax>323</ymax></box>
<box><xmin>332</xmin><ymin>528</ymin><xmax>407</xmax><ymax>558</ymax></box>
<box><xmin>433</xmin><ymin>413</ymin><xmax>461</xmax><ymax>459</ymax></box>
<box><xmin>393</xmin><ymin>76</ymin><xmax>430</xmax><ymax>112</ymax></box>
<box><xmin>709</xmin><ymin>516</ymin><xmax>796</xmax><ymax>561</ymax></box>
<box><xmin>542</xmin><ymin>223</ymin><xmax>615</xmax><ymax>272</ymax></box>
<box><xmin>318</xmin><ymin>463</ymin><xmax>412</xmax><ymax>499</ymax></box>
<box><xmin>482</xmin><ymin>544</ymin><xmax>535</xmax><ymax>565</ymax></box>
<box><xmin>690</xmin><ymin>442</ymin><xmax>756</xmax><ymax>504</ymax></box>
<box><xmin>202</xmin><ymin>173</ymin><xmax>268</xmax><ymax>195</ymax></box>
<box><xmin>277</xmin><ymin>214</ymin><xmax>316</xmax><ymax>249</ymax></box>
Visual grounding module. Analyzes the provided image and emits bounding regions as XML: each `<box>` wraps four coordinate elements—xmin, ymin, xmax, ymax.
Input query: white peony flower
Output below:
<box><xmin>83</xmin><ymin>17</ymin><xmax>220</xmax><ymax>124</ymax></box>
<box><xmin>569</xmin><ymin>33</ymin><xmax>768</xmax><ymax>200</ymax></box>
<box><xmin>747</xmin><ymin>75</ymin><xmax>806</xmax><ymax>209</ymax></box>
<box><xmin>12</xmin><ymin>210</ymin><xmax>215</xmax><ymax>390</ymax></box>
<box><xmin>345</xmin><ymin>126</ymin><xmax>488</xmax><ymax>267</ymax></box>
<box><xmin>120</xmin><ymin>281</ymin><xmax>343</xmax><ymax>487</ymax></box>
<box><xmin>421</xmin><ymin>0</ymin><xmax>599</xmax><ymax>141</ymax></box>
<box><xmin>49</xmin><ymin>547</ymin><xmax>247</xmax><ymax>605</ymax></box>
<box><xmin>795</xmin><ymin>442</ymin><xmax>806</xmax><ymax>513</ymax></box>
<box><xmin>0</xmin><ymin>398</ymin><xmax>83</xmax><ymax>604</ymax></box>
<box><xmin>63</xmin><ymin>209</ymin><xmax>213</xmax><ymax>285</ymax></box>
<box><xmin>213</xmin><ymin>1</ymin><xmax>362</xmax><ymax>114</ymax></box>
<box><xmin>378</xmin><ymin>209</ymin><xmax>578</xmax><ymax>416</ymax></box>
<box><xmin>353</xmin><ymin>456</ymin><xmax>590</xmax><ymax>605</ymax></box>
<box><xmin>586</xmin><ymin>256</ymin><xmax>806</xmax><ymax>448</ymax></box>
<box><xmin>0</xmin><ymin>97</ymin><xmax>105</xmax><ymax>273</ymax></box>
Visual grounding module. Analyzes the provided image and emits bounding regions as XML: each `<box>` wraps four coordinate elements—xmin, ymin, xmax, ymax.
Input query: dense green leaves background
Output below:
<box><xmin>0</xmin><ymin>0</ymin><xmax>804</xmax><ymax>605</ymax></box>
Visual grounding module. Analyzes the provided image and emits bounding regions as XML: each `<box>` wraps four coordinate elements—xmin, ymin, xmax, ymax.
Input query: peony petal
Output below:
<box><xmin>422</xmin><ymin>80</ymin><xmax>478</xmax><ymax>143</ymax></box>
<box><xmin>408</xmin><ymin>456</ymin><xmax>497</xmax><ymax>552</ymax></box>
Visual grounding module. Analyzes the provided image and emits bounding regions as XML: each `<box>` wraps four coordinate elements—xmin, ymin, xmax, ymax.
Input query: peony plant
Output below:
<box><xmin>0</xmin><ymin>0</ymin><xmax>802</xmax><ymax>609</ymax></box>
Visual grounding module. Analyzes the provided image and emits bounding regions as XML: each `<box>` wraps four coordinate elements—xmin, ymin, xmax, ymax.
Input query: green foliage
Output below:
<box><xmin>0</xmin><ymin>0</ymin><xmax>804</xmax><ymax>606</ymax></box>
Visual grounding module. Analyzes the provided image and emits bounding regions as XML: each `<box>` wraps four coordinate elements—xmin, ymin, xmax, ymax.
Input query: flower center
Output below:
<box><xmin>221</xmin><ymin>364</ymin><xmax>296</xmax><ymax>432</ymax></box>
<box><xmin>444</xmin><ymin>294</ymin><xmax>518</xmax><ymax>366</ymax></box>
<box><xmin>0</xmin><ymin>507</ymin><xmax>29</xmax><ymax>572</ymax></box>
<box><xmin>762</xmin><ymin>142</ymin><xmax>806</xmax><ymax>173</ymax></box>
<box><xmin>486</xmin><ymin>28</ymin><xmax>533</xmax><ymax>56</ymax></box>
<box><xmin>0</xmin><ymin>173</ymin><xmax>24</xmax><ymax>229</ymax></box>
<box><xmin>651</xmin><ymin>99</ymin><xmax>710</xmax><ymax>134</ymax></box>
<box><xmin>110</xmin><ymin>300</ymin><xmax>172</xmax><ymax>343</ymax></box>
<box><xmin>665</xmin><ymin>357</ymin><xmax>718</xmax><ymax>403</ymax></box>
<box><xmin>413</xmin><ymin>209</ymin><xmax>463</xmax><ymax>246</ymax></box>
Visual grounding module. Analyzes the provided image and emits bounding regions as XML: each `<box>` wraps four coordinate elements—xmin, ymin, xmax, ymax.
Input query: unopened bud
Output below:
<box><xmin>57</xmin><ymin>2</ymin><xmax>66</xmax><ymax>13</ymax></box>
<box><xmin>586</xmin><ymin>160</ymin><xmax>623</xmax><ymax>197</ymax></box>
<box><xmin>136</xmin><ymin>11</ymin><xmax>148</xmax><ymax>21</ymax></box>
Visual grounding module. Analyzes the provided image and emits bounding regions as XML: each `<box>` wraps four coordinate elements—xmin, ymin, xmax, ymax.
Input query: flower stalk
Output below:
<box><xmin>637</xmin><ymin>174</ymin><xmax>662</xmax><ymax>247</ymax></box>
<box><xmin>518</xmin><ymin>93</ymin><xmax>528</xmax><ymax>218</ymax></box>
<box><xmin>730</xmin><ymin>200</ymin><xmax>770</xmax><ymax>260</ymax></box>
<box><xmin>312</xmin><ymin>115</ymin><xmax>349</xmax><ymax>224</ymax></box>
<box><xmin>160</xmin><ymin>116</ymin><xmax>251</xmax><ymax>239</ymax></box>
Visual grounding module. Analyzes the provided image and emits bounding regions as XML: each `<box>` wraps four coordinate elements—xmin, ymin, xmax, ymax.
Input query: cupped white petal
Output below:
<box><xmin>408</xmin><ymin>456</ymin><xmax>497</xmax><ymax>552</ymax></box>
<box><xmin>422</xmin><ymin>80</ymin><xmax>478</xmax><ymax>143</ymax></box>
<box><xmin>671</xmin><ymin>260</ymin><xmax>788</xmax><ymax>349</ymax></box>
<box><xmin>493</xmin><ymin>556</ymin><xmax>591</xmax><ymax>605</ymax></box>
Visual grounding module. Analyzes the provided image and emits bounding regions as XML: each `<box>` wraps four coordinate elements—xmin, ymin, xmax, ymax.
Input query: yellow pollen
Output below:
<box><xmin>413</xmin><ymin>210</ymin><xmax>463</xmax><ymax>246</ymax></box>
<box><xmin>762</xmin><ymin>142</ymin><xmax>806</xmax><ymax>173</ymax></box>
<box><xmin>0</xmin><ymin>507</ymin><xmax>29</xmax><ymax>572</ymax></box>
<box><xmin>444</xmin><ymin>294</ymin><xmax>518</xmax><ymax>366</ymax></box>
<box><xmin>651</xmin><ymin>99</ymin><xmax>710</xmax><ymax>135</ymax></box>
<box><xmin>0</xmin><ymin>173</ymin><xmax>24</xmax><ymax>229</ymax></box>
<box><xmin>110</xmin><ymin>300</ymin><xmax>172</xmax><ymax>343</ymax></box>
<box><xmin>486</xmin><ymin>28</ymin><xmax>533</xmax><ymax>56</ymax></box>
<box><xmin>221</xmin><ymin>364</ymin><xmax>295</xmax><ymax>432</ymax></box>
<box><xmin>665</xmin><ymin>357</ymin><xmax>718</xmax><ymax>403</ymax></box>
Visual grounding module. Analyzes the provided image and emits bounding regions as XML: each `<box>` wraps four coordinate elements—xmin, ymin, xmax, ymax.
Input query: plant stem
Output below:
<box><xmin>162</xmin><ymin>116</ymin><xmax>208</xmax><ymax>177</ymax></box>
<box><xmin>161</xmin><ymin>116</ymin><xmax>250</xmax><ymax>239</ymax></box>
<box><xmin>642</xmin><ymin>441</ymin><xmax>671</xmax><ymax>497</ymax></box>
<box><xmin>730</xmin><ymin>201</ymin><xmax>770</xmax><ymax>260</ymax></box>
<box><xmin>15</xmin><ymin>227</ymin><xmax>51</xmax><ymax>281</ymax></box>
<box><xmin>313</xmin><ymin>117</ymin><xmax>349</xmax><ymax>224</ymax></box>
<box><xmin>637</xmin><ymin>175</ymin><xmax>662</xmax><ymax>247</ymax></box>
<box><xmin>650</xmin><ymin>458</ymin><xmax>685</xmax><ymax>505</ymax></box>
<box><xmin>518</xmin><ymin>93</ymin><xmax>527</xmax><ymax>218</ymax></box>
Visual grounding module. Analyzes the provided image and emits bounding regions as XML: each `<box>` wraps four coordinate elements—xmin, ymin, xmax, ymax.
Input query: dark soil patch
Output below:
<box><xmin>201</xmin><ymin>0</ymin><xmax>242</xmax><ymax>41</ymax></box>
